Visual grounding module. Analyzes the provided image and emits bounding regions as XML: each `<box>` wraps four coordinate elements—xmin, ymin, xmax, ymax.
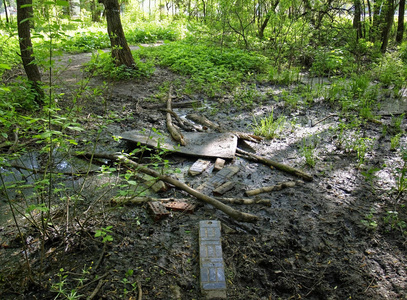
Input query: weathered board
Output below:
<box><xmin>120</xmin><ymin>130</ymin><xmax>238</xmax><ymax>159</ymax></box>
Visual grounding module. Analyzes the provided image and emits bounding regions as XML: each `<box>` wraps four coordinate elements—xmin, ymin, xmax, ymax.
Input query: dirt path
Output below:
<box><xmin>1</xmin><ymin>49</ymin><xmax>407</xmax><ymax>299</ymax></box>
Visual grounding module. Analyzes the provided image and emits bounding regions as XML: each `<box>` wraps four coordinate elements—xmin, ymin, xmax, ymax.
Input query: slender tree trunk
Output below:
<box><xmin>353</xmin><ymin>0</ymin><xmax>363</xmax><ymax>40</ymax></box>
<box><xmin>381</xmin><ymin>0</ymin><xmax>395</xmax><ymax>52</ymax></box>
<box><xmin>17</xmin><ymin>0</ymin><xmax>44</xmax><ymax>104</ymax></box>
<box><xmin>396</xmin><ymin>0</ymin><xmax>405</xmax><ymax>43</ymax></box>
<box><xmin>98</xmin><ymin>0</ymin><xmax>135</xmax><ymax>67</ymax></box>
<box><xmin>371</xmin><ymin>0</ymin><xmax>384</xmax><ymax>42</ymax></box>
<box><xmin>3</xmin><ymin>0</ymin><xmax>9</xmax><ymax>23</ymax></box>
<box><xmin>91</xmin><ymin>0</ymin><xmax>102</xmax><ymax>22</ymax></box>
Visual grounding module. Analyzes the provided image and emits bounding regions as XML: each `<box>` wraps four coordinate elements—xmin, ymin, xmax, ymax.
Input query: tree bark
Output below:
<box><xmin>98</xmin><ymin>0</ymin><xmax>135</xmax><ymax>67</ymax></box>
<box><xmin>3</xmin><ymin>0</ymin><xmax>9</xmax><ymax>23</ymax></box>
<box><xmin>380</xmin><ymin>0</ymin><xmax>395</xmax><ymax>52</ymax></box>
<box><xmin>396</xmin><ymin>0</ymin><xmax>405</xmax><ymax>43</ymax></box>
<box><xmin>353</xmin><ymin>0</ymin><xmax>363</xmax><ymax>41</ymax></box>
<box><xmin>17</xmin><ymin>0</ymin><xmax>44</xmax><ymax>104</ymax></box>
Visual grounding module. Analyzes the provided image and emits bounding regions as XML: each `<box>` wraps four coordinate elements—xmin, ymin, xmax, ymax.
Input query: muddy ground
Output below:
<box><xmin>1</xmin><ymin>47</ymin><xmax>407</xmax><ymax>300</ymax></box>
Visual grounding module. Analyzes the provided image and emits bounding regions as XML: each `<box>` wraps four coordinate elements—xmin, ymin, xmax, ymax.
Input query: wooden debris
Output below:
<box><xmin>189</xmin><ymin>159</ymin><xmax>211</xmax><ymax>176</ymax></box>
<box><xmin>232</xmin><ymin>132</ymin><xmax>263</xmax><ymax>143</ymax></box>
<box><xmin>97</xmin><ymin>153</ymin><xmax>259</xmax><ymax>222</ymax></box>
<box><xmin>197</xmin><ymin>166</ymin><xmax>240</xmax><ymax>195</ymax></box>
<box><xmin>166</xmin><ymin>86</ymin><xmax>186</xmax><ymax>146</ymax></box>
<box><xmin>163</xmin><ymin>201</ymin><xmax>196</xmax><ymax>213</ymax></box>
<box><xmin>213</xmin><ymin>181</ymin><xmax>235</xmax><ymax>196</ymax></box>
<box><xmin>148</xmin><ymin>202</ymin><xmax>170</xmax><ymax>220</ymax></box>
<box><xmin>216</xmin><ymin>198</ymin><xmax>271</xmax><ymax>206</ymax></box>
<box><xmin>111</xmin><ymin>196</ymin><xmax>270</xmax><ymax>206</ymax></box>
<box><xmin>111</xmin><ymin>196</ymin><xmax>183</xmax><ymax>205</ymax></box>
<box><xmin>214</xmin><ymin>158</ymin><xmax>225</xmax><ymax>171</ymax></box>
<box><xmin>186</xmin><ymin>113</ymin><xmax>221</xmax><ymax>131</ymax></box>
<box><xmin>121</xmin><ymin>131</ymin><xmax>238</xmax><ymax>159</ymax></box>
<box><xmin>160</xmin><ymin>108</ymin><xmax>191</xmax><ymax>131</ymax></box>
<box><xmin>186</xmin><ymin>113</ymin><xmax>262</xmax><ymax>143</ymax></box>
<box><xmin>236</xmin><ymin>148</ymin><xmax>313</xmax><ymax>182</ymax></box>
<box><xmin>138</xmin><ymin>173</ymin><xmax>167</xmax><ymax>192</ymax></box>
<box><xmin>143</xmin><ymin>100</ymin><xmax>203</xmax><ymax>109</ymax></box>
<box><xmin>245</xmin><ymin>181</ymin><xmax>297</xmax><ymax>196</ymax></box>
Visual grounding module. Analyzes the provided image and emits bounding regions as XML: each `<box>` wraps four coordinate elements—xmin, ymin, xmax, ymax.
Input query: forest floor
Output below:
<box><xmin>1</xmin><ymin>46</ymin><xmax>407</xmax><ymax>300</ymax></box>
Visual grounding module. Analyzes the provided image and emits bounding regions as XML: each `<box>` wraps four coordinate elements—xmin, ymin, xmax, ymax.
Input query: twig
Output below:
<box><xmin>86</xmin><ymin>276</ymin><xmax>106</xmax><ymax>300</ymax></box>
<box><xmin>77</xmin><ymin>272</ymin><xmax>109</xmax><ymax>291</ymax></box>
<box><xmin>7</xmin><ymin>127</ymin><xmax>19</xmax><ymax>154</ymax></box>
<box><xmin>311</xmin><ymin>113</ymin><xmax>337</xmax><ymax>127</ymax></box>
<box><xmin>237</xmin><ymin>148</ymin><xmax>313</xmax><ymax>182</ymax></box>
<box><xmin>245</xmin><ymin>181</ymin><xmax>298</xmax><ymax>196</ymax></box>
<box><xmin>93</xmin><ymin>243</ymin><xmax>106</xmax><ymax>272</ymax></box>
<box><xmin>137</xmin><ymin>281</ymin><xmax>142</xmax><ymax>300</ymax></box>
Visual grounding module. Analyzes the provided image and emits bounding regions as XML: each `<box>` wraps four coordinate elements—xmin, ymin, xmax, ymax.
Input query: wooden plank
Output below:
<box><xmin>189</xmin><ymin>159</ymin><xmax>211</xmax><ymax>176</ymax></box>
<box><xmin>213</xmin><ymin>181</ymin><xmax>235</xmax><ymax>196</ymax></box>
<box><xmin>197</xmin><ymin>166</ymin><xmax>240</xmax><ymax>195</ymax></box>
<box><xmin>121</xmin><ymin>130</ymin><xmax>237</xmax><ymax>159</ymax></box>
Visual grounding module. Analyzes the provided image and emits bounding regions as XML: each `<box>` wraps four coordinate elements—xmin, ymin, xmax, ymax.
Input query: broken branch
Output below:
<box><xmin>167</xmin><ymin>86</ymin><xmax>186</xmax><ymax>146</ymax></box>
<box><xmin>245</xmin><ymin>181</ymin><xmax>297</xmax><ymax>196</ymax></box>
<box><xmin>236</xmin><ymin>148</ymin><xmax>313</xmax><ymax>182</ymax></box>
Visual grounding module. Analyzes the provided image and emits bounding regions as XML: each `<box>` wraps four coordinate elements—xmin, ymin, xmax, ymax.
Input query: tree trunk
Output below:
<box><xmin>91</xmin><ymin>0</ymin><xmax>102</xmax><ymax>22</ymax></box>
<box><xmin>353</xmin><ymin>0</ymin><xmax>363</xmax><ymax>40</ymax></box>
<box><xmin>381</xmin><ymin>0</ymin><xmax>395</xmax><ymax>52</ymax></box>
<box><xmin>371</xmin><ymin>0</ymin><xmax>384</xmax><ymax>42</ymax></box>
<box><xmin>396</xmin><ymin>0</ymin><xmax>405</xmax><ymax>43</ymax></box>
<box><xmin>3</xmin><ymin>0</ymin><xmax>10</xmax><ymax>23</ymax></box>
<box><xmin>99</xmin><ymin>0</ymin><xmax>135</xmax><ymax>67</ymax></box>
<box><xmin>17</xmin><ymin>0</ymin><xmax>44</xmax><ymax>104</ymax></box>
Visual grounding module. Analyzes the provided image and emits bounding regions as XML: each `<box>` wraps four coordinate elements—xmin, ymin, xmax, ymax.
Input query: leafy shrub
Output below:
<box><xmin>372</xmin><ymin>52</ymin><xmax>406</xmax><ymax>89</ymax></box>
<box><xmin>311</xmin><ymin>47</ymin><xmax>355</xmax><ymax>76</ymax></box>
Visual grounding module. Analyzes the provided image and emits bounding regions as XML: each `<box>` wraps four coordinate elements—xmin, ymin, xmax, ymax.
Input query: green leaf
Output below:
<box><xmin>56</xmin><ymin>0</ymin><xmax>69</xmax><ymax>6</ymax></box>
<box><xmin>0</xmin><ymin>63</ymin><xmax>11</xmax><ymax>70</ymax></box>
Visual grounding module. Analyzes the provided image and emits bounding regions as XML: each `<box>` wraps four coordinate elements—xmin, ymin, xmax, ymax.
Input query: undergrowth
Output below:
<box><xmin>138</xmin><ymin>41</ymin><xmax>269</xmax><ymax>96</ymax></box>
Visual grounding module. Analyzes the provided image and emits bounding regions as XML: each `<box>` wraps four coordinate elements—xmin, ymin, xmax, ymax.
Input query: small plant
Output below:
<box><xmin>121</xmin><ymin>269</ymin><xmax>138</xmax><ymax>297</ymax></box>
<box><xmin>383</xmin><ymin>210</ymin><xmax>407</xmax><ymax>235</ymax></box>
<box><xmin>361</xmin><ymin>209</ymin><xmax>378</xmax><ymax>230</ymax></box>
<box><xmin>390</xmin><ymin>113</ymin><xmax>405</xmax><ymax>134</ymax></box>
<box><xmin>51</xmin><ymin>268</ymin><xmax>82</xmax><ymax>300</ymax></box>
<box><xmin>361</xmin><ymin>167</ymin><xmax>380</xmax><ymax>190</ymax></box>
<box><xmin>233</xmin><ymin>83</ymin><xmax>262</xmax><ymax>109</ymax></box>
<box><xmin>353</xmin><ymin>137</ymin><xmax>374</xmax><ymax>166</ymax></box>
<box><xmin>251</xmin><ymin>110</ymin><xmax>286</xmax><ymax>139</ymax></box>
<box><xmin>300</xmin><ymin>138</ymin><xmax>318</xmax><ymax>168</ymax></box>
<box><xmin>95</xmin><ymin>226</ymin><xmax>114</xmax><ymax>243</ymax></box>
<box><xmin>394</xmin><ymin>150</ymin><xmax>407</xmax><ymax>193</ymax></box>
<box><xmin>390</xmin><ymin>133</ymin><xmax>402</xmax><ymax>151</ymax></box>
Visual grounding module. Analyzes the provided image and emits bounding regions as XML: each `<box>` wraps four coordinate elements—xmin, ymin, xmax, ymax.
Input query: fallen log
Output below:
<box><xmin>98</xmin><ymin>153</ymin><xmax>259</xmax><ymax>222</ymax></box>
<box><xmin>236</xmin><ymin>148</ymin><xmax>313</xmax><ymax>182</ymax></box>
<box><xmin>166</xmin><ymin>86</ymin><xmax>186</xmax><ymax>146</ymax></box>
<box><xmin>245</xmin><ymin>181</ymin><xmax>297</xmax><ymax>196</ymax></box>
